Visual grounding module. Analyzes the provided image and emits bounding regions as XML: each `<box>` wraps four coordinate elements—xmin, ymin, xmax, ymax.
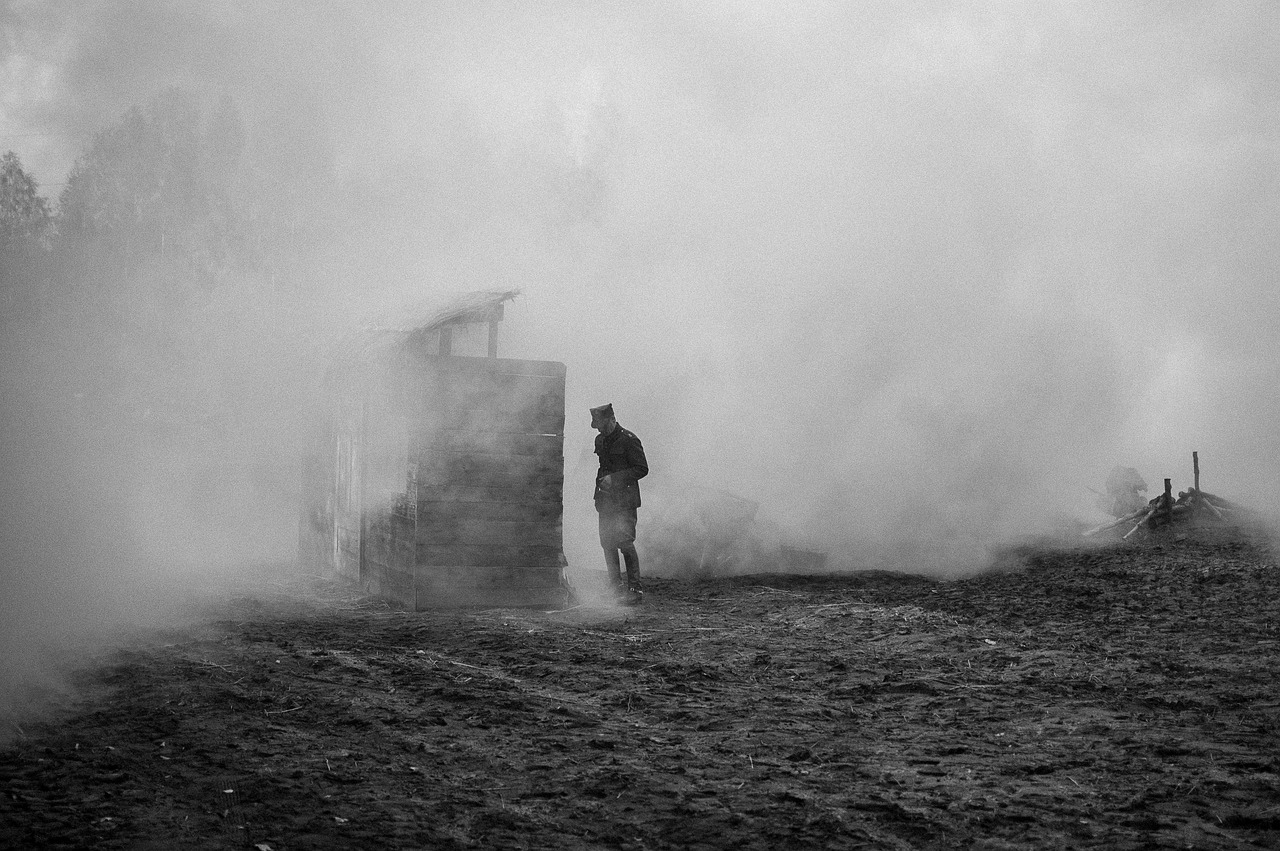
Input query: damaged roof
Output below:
<box><xmin>336</xmin><ymin>289</ymin><xmax>520</xmax><ymax>362</ymax></box>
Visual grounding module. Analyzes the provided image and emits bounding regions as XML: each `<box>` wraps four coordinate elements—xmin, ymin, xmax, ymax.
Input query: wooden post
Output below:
<box><xmin>487</xmin><ymin>302</ymin><xmax>504</xmax><ymax>359</ymax></box>
<box><xmin>1123</xmin><ymin>508</ymin><xmax>1156</xmax><ymax>539</ymax></box>
<box><xmin>1163</xmin><ymin>478</ymin><xmax>1173</xmax><ymax>524</ymax></box>
<box><xmin>1193</xmin><ymin>451</ymin><xmax>1200</xmax><ymax>491</ymax></box>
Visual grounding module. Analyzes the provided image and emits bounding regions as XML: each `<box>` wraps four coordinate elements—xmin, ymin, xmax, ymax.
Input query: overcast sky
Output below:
<box><xmin>3</xmin><ymin>1</ymin><xmax>1278</xmax><ymax>574</ymax></box>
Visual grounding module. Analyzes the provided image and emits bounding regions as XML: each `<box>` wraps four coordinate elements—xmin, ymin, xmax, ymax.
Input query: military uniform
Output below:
<box><xmin>591</xmin><ymin>404</ymin><xmax>648</xmax><ymax>600</ymax></box>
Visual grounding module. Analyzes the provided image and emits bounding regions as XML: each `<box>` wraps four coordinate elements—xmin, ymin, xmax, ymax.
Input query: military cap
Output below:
<box><xmin>590</xmin><ymin>403</ymin><xmax>614</xmax><ymax>426</ymax></box>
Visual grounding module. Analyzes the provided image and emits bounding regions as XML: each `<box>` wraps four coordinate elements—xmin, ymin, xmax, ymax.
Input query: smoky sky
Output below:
<box><xmin>3</xmin><ymin>0</ymin><xmax>1279</xmax><ymax>579</ymax></box>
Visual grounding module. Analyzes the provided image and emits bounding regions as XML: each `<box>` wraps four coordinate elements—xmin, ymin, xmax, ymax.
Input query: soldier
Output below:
<box><xmin>1099</xmin><ymin>466</ymin><xmax>1148</xmax><ymax>518</ymax></box>
<box><xmin>591</xmin><ymin>403</ymin><xmax>648</xmax><ymax>605</ymax></box>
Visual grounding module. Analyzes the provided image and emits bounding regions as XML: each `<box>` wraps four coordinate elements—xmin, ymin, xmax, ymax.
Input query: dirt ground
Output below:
<box><xmin>3</xmin><ymin>526</ymin><xmax>1279</xmax><ymax>850</ymax></box>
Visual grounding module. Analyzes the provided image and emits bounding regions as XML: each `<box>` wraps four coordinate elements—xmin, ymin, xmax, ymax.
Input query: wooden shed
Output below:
<box><xmin>298</xmin><ymin>291</ymin><xmax>570</xmax><ymax>608</ymax></box>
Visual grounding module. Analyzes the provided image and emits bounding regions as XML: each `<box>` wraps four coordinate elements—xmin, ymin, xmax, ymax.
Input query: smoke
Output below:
<box><xmin>1</xmin><ymin>0</ymin><xmax>1279</xmax><ymax>711</ymax></box>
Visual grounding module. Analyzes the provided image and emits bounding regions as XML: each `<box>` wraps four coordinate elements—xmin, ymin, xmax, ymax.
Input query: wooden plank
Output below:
<box><xmin>404</xmin><ymin>370</ymin><xmax>564</xmax><ymax>416</ymax></box>
<box><xmin>417</xmin><ymin>482</ymin><xmax>562</xmax><ymax>504</ymax></box>
<box><xmin>424</xmin><ymin>371</ymin><xmax>563</xmax><ymax>403</ymax></box>
<box><xmin>417</xmin><ymin>450</ymin><xmax>562</xmax><ymax>478</ymax></box>
<box><xmin>418</xmin><ymin>518</ymin><xmax>563</xmax><ymax>548</ymax></box>
<box><xmin>418</xmin><ymin>462</ymin><xmax>563</xmax><ymax>491</ymax></box>
<box><xmin>363</xmin><ymin>511</ymin><xmax>415</xmax><ymax>576</ymax></box>
<box><xmin>361</xmin><ymin>559</ymin><xmax>415</xmax><ymax>608</ymax></box>
<box><xmin>418</xmin><ymin>543</ymin><xmax>565</xmax><ymax>568</ymax></box>
<box><xmin>415</xmin><ymin>565</ymin><xmax>565</xmax><ymax>591</ymax></box>
<box><xmin>413</xmin><ymin>569</ymin><xmax>568</xmax><ymax>608</ymax></box>
<box><xmin>419</xmin><ymin>500</ymin><xmax>562</xmax><ymax>522</ymax></box>
<box><xmin>425</xmin><ymin>391</ymin><xmax>565</xmax><ymax>423</ymax></box>
<box><xmin>335</xmin><ymin>527</ymin><xmax>360</xmax><ymax>581</ymax></box>
<box><xmin>414</xmin><ymin>405</ymin><xmax>565</xmax><ymax>437</ymax></box>
<box><xmin>416</xmin><ymin>566</ymin><xmax>528</xmax><ymax>585</ymax></box>
<box><xmin>422</xmin><ymin>431</ymin><xmax>562</xmax><ymax>457</ymax></box>
<box><xmin>393</xmin><ymin>362</ymin><xmax>563</xmax><ymax>400</ymax></box>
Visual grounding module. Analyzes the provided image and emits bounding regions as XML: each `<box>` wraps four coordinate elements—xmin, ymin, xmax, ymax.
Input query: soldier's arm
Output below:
<box><xmin>614</xmin><ymin>434</ymin><xmax>648</xmax><ymax>485</ymax></box>
<box><xmin>628</xmin><ymin>437</ymin><xmax>648</xmax><ymax>481</ymax></box>
<box><xmin>599</xmin><ymin>434</ymin><xmax>648</xmax><ymax>489</ymax></box>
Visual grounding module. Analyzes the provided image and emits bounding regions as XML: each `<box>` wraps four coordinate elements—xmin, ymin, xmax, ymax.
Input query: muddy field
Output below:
<box><xmin>3</xmin><ymin>528</ymin><xmax>1279</xmax><ymax>850</ymax></box>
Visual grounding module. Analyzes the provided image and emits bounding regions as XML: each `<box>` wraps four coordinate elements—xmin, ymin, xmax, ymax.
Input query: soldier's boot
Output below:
<box><xmin>620</xmin><ymin>546</ymin><xmax>643</xmax><ymax>605</ymax></box>
<box><xmin>603</xmin><ymin>548</ymin><xmax>627</xmax><ymax>600</ymax></box>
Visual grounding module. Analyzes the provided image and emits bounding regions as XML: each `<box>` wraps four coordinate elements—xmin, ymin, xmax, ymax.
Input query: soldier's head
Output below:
<box><xmin>590</xmin><ymin>403</ymin><xmax>616</xmax><ymax>434</ymax></box>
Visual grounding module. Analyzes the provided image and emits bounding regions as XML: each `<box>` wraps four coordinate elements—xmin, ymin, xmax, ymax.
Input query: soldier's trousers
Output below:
<box><xmin>598</xmin><ymin>507</ymin><xmax>640</xmax><ymax>589</ymax></box>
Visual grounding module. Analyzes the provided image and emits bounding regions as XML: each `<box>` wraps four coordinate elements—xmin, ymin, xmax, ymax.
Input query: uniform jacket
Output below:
<box><xmin>594</xmin><ymin>424</ymin><xmax>648</xmax><ymax>511</ymax></box>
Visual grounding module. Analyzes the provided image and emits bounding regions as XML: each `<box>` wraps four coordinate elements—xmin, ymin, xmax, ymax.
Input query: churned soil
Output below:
<box><xmin>3</xmin><ymin>528</ymin><xmax>1279</xmax><ymax>850</ymax></box>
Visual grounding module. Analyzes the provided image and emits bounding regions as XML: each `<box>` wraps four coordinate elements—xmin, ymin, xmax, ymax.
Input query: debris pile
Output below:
<box><xmin>1083</xmin><ymin>452</ymin><xmax>1253</xmax><ymax>540</ymax></box>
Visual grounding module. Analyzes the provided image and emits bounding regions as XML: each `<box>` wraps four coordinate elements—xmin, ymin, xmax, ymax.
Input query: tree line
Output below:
<box><xmin>1</xmin><ymin>88</ymin><xmax>308</xmax><ymax>325</ymax></box>
<box><xmin>1</xmin><ymin>87</ymin><xmax>329</xmax><ymax>453</ymax></box>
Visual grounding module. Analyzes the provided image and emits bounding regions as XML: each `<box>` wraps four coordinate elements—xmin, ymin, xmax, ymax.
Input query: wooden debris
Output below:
<box><xmin>1083</xmin><ymin>503</ymin><xmax>1153</xmax><ymax>537</ymax></box>
<box><xmin>1121</xmin><ymin>506</ymin><xmax>1158</xmax><ymax>540</ymax></box>
<box><xmin>1085</xmin><ymin>452</ymin><xmax>1255</xmax><ymax>540</ymax></box>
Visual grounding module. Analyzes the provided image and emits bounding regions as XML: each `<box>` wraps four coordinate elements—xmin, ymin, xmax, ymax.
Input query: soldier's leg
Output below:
<box><xmin>617</xmin><ymin>509</ymin><xmax>641</xmax><ymax>591</ymax></box>
<box><xmin>598</xmin><ymin>511</ymin><xmax>624</xmax><ymax>587</ymax></box>
<box><xmin>620</xmin><ymin>545</ymin><xmax>640</xmax><ymax>590</ymax></box>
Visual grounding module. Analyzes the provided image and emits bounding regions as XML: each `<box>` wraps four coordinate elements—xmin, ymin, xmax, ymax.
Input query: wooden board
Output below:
<box><xmin>423</xmin><ymin>430</ymin><xmax>563</xmax><ymax>457</ymax></box>
<box><xmin>361</xmin><ymin>560</ymin><xmax>415</xmax><ymax>608</ymax></box>
<box><xmin>403</xmin><ymin>361</ymin><xmax>566</xmax><ymax>436</ymax></box>
<box><xmin>416</xmin><ymin>481</ymin><xmax>562</xmax><ymax>504</ymax></box>
<box><xmin>421</xmin><ymin>372</ymin><xmax>563</xmax><ymax>406</ymax></box>
<box><xmin>363</xmin><ymin>512</ymin><xmax>415</xmax><ymax>588</ymax></box>
<box><xmin>414</xmin><ymin>566</ymin><xmax>567</xmax><ymax>609</ymax></box>
<box><xmin>418</xmin><ymin>463</ymin><xmax>563</xmax><ymax>492</ymax></box>
<box><xmin>419</xmin><ymin>500</ymin><xmax>562</xmax><ymax>523</ymax></box>
<box><xmin>414</xmin><ymin>404</ymin><xmax>565</xmax><ymax>437</ymax></box>
<box><xmin>418</xmin><ymin>543</ymin><xmax>565</xmax><ymax>568</ymax></box>
<box><xmin>335</xmin><ymin>526</ymin><xmax>361</xmax><ymax>582</ymax></box>
<box><xmin>417</xmin><ymin>518</ymin><xmax>563</xmax><ymax>548</ymax></box>
<box><xmin>417</xmin><ymin>450</ymin><xmax>562</xmax><ymax>481</ymax></box>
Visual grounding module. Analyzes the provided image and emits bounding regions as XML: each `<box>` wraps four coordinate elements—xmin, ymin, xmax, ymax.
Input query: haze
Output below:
<box><xmin>2</xmin><ymin>2</ymin><xmax>1278</xmax><ymax>724</ymax></box>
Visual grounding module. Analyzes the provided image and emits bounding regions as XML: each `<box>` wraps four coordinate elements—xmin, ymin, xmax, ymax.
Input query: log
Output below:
<box><xmin>1083</xmin><ymin>503</ymin><xmax>1153</xmax><ymax>537</ymax></box>
<box><xmin>1200</xmin><ymin>497</ymin><xmax>1226</xmax><ymax>520</ymax></box>
<box><xmin>1122</xmin><ymin>507</ymin><xmax>1158</xmax><ymax>539</ymax></box>
<box><xmin>1198</xmin><ymin>490</ymin><xmax>1243</xmax><ymax>512</ymax></box>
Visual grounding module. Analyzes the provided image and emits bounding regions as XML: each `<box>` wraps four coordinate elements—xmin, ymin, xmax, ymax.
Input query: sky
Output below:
<box><xmin>1</xmin><ymin>0</ymin><xmax>1278</xmax><ymax>595</ymax></box>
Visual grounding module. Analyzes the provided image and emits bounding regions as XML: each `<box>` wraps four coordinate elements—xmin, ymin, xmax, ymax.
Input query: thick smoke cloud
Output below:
<box><xmin>1</xmin><ymin>0</ymin><xmax>1278</xmax><ymax>705</ymax></box>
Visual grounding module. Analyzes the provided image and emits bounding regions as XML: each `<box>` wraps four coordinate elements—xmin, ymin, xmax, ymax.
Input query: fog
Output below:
<box><xmin>2</xmin><ymin>2</ymin><xmax>1278</xmax><ymax>724</ymax></box>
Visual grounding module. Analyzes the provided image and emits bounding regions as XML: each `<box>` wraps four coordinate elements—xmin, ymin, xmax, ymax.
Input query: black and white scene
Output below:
<box><xmin>2</xmin><ymin>2</ymin><xmax>1279</xmax><ymax>848</ymax></box>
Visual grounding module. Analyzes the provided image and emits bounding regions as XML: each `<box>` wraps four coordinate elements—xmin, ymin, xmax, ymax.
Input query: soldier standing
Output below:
<box><xmin>591</xmin><ymin>403</ymin><xmax>648</xmax><ymax>605</ymax></box>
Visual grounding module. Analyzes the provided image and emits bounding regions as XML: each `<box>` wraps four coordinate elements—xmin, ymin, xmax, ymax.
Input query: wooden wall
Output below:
<box><xmin>300</xmin><ymin>350</ymin><xmax>569</xmax><ymax>608</ymax></box>
<box><xmin>297</xmin><ymin>363</ymin><xmax>369</xmax><ymax>583</ymax></box>
<box><xmin>411</xmin><ymin>356</ymin><xmax>567</xmax><ymax>607</ymax></box>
